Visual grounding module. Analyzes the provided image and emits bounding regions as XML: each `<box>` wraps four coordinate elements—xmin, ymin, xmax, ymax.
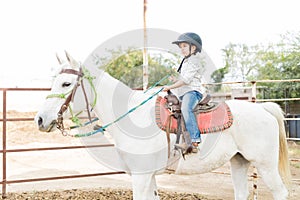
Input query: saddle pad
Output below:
<box><xmin>155</xmin><ymin>96</ymin><xmax>233</xmax><ymax>134</ymax></box>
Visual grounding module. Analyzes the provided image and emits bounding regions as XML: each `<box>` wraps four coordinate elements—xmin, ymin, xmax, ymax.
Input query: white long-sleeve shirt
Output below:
<box><xmin>176</xmin><ymin>52</ymin><xmax>206</xmax><ymax>97</ymax></box>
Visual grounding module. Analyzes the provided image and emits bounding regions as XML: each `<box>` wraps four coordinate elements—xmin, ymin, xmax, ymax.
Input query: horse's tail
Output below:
<box><xmin>261</xmin><ymin>102</ymin><xmax>291</xmax><ymax>184</ymax></box>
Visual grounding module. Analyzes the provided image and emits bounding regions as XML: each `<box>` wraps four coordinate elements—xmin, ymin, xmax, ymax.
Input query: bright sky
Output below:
<box><xmin>0</xmin><ymin>0</ymin><xmax>299</xmax><ymax>87</ymax></box>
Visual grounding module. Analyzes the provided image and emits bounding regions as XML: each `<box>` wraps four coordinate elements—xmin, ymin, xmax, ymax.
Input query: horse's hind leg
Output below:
<box><xmin>255</xmin><ymin>163</ymin><xmax>288</xmax><ymax>200</ymax></box>
<box><xmin>230</xmin><ymin>153</ymin><xmax>251</xmax><ymax>200</ymax></box>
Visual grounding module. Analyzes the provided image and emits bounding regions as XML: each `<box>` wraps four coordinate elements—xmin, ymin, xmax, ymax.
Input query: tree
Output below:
<box><xmin>99</xmin><ymin>47</ymin><xmax>178</xmax><ymax>89</ymax></box>
<box><xmin>217</xmin><ymin>31</ymin><xmax>300</xmax><ymax>84</ymax></box>
<box><xmin>210</xmin><ymin>66</ymin><xmax>229</xmax><ymax>92</ymax></box>
<box><xmin>213</xmin><ymin>31</ymin><xmax>300</xmax><ymax>112</ymax></box>
<box><xmin>255</xmin><ymin>32</ymin><xmax>300</xmax><ymax>100</ymax></box>
<box><xmin>221</xmin><ymin>43</ymin><xmax>261</xmax><ymax>82</ymax></box>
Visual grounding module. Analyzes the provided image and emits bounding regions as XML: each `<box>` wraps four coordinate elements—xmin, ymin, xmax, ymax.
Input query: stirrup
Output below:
<box><xmin>174</xmin><ymin>143</ymin><xmax>193</xmax><ymax>154</ymax></box>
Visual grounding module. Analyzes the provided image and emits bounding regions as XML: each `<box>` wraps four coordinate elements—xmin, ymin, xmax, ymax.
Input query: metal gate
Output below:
<box><xmin>0</xmin><ymin>88</ymin><xmax>125</xmax><ymax>198</ymax></box>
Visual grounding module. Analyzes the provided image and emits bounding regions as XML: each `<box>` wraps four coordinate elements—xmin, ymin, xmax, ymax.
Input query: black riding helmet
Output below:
<box><xmin>172</xmin><ymin>32</ymin><xmax>202</xmax><ymax>53</ymax></box>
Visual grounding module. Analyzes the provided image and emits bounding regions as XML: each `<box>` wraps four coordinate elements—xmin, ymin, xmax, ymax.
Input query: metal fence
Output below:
<box><xmin>0</xmin><ymin>88</ymin><xmax>125</xmax><ymax>198</ymax></box>
<box><xmin>206</xmin><ymin>79</ymin><xmax>300</xmax><ymax>140</ymax></box>
<box><xmin>0</xmin><ymin>79</ymin><xmax>299</xmax><ymax>197</ymax></box>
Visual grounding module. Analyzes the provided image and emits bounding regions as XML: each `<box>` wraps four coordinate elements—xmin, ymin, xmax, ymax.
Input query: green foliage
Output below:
<box><xmin>220</xmin><ymin>43</ymin><xmax>261</xmax><ymax>82</ymax></box>
<box><xmin>99</xmin><ymin>48</ymin><xmax>178</xmax><ymax>89</ymax></box>
<box><xmin>256</xmin><ymin>32</ymin><xmax>300</xmax><ymax>101</ymax></box>
<box><xmin>213</xmin><ymin>31</ymin><xmax>300</xmax><ymax>101</ymax></box>
<box><xmin>210</xmin><ymin>66</ymin><xmax>228</xmax><ymax>92</ymax></box>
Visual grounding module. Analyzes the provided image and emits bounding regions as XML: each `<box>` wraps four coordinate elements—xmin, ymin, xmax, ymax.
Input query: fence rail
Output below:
<box><xmin>0</xmin><ymin>87</ymin><xmax>125</xmax><ymax>198</ymax></box>
<box><xmin>1</xmin><ymin>79</ymin><xmax>299</xmax><ymax>197</ymax></box>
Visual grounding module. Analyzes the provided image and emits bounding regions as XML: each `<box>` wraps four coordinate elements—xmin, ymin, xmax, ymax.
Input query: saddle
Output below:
<box><xmin>155</xmin><ymin>91</ymin><xmax>233</xmax><ymax>134</ymax></box>
<box><xmin>156</xmin><ymin>91</ymin><xmax>234</xmax><ymax>163</ymax></box>
<box><xmin>164</xmin><ymin>91</ymin><xmax>215</xmax><ymax>115</ymax></box>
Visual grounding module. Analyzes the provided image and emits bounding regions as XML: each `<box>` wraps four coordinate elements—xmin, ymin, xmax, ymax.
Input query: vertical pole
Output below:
<box><xmin>2</xmin><ymin>89</ymin><xmax>7</xmax><ymax>198</ymax></box>
<box><xmin>251</xmin><ymin>81</ymin><xmax>257</xmax><ymax>102</ymax></box>
<box><xmin>143</xmin><ymin>0</ymin><xmax>149</xmax><ymax>91</ymax></box>
<box><xmin>250</xmin><ymin>81</ymin><xmax>258</xmax><ymax>199</ymax></box>
<box><xmin>284</xmin><ymin>88</ymin><xmax>288</xmax><ymax>114</ymax></box>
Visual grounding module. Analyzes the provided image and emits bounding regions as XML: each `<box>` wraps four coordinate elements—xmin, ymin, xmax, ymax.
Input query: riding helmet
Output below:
<box><xmin>172</xmin><ymin>32</ymin><xmax>202</xmax><ymax>53</ymax></box>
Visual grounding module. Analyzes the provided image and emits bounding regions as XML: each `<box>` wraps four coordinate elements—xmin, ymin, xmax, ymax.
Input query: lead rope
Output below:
<box><xmin>71</xmin><ymin>87</ymin><xmax>164</xmax><ymax>137</ymax></box>
<box><xmin>68</xmin><ymin>74</ymin><xmax>170</xmax><ymax>135</ymax></box>
<box><xmin>69</xmin><ymin>74</ymin><xmax>170</xmax><ymax>137</ymax></box>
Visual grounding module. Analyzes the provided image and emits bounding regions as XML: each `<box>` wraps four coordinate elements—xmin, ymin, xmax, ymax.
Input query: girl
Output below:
<box><xmin>163</xmin><ymin>32</ymin><xmax>206</xmax><ymax>154</ymax></box>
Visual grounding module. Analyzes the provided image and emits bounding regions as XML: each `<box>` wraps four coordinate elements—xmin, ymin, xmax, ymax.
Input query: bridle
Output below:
<box><xmin>45</xmin><ymin>66</ymin><xmax>168</xmax><ymax>138</ymax></box>
<box><xmin>46</xmin><ymin>65</ymin><xmax>97</xmax><ymax>136</ymax></box>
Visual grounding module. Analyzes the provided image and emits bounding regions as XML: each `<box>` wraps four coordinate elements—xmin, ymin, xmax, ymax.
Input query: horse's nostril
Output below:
<box><xmin>38</xmin><ymin>117</ymin><xmax>43</xmax><ymax>126</ymax></box>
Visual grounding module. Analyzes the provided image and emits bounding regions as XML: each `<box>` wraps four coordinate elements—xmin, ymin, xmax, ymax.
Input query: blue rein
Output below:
<box><xmin>71</xmin><ymin>75</ymin><xmax>169</xmax><ymax>137</ymax></box>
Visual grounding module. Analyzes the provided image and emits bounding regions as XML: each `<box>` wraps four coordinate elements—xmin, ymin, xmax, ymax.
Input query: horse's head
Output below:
<box><xmin>35</xmin><ymin>51</ymin><xmax>90</xmax><ymax>133</ymax></box>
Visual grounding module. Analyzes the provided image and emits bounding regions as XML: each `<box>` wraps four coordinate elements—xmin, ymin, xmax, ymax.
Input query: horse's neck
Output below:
<box><xmin>94</xmin><ymin>71</ymin><xmax>134</xmax><ymax>124</ymax></box>
<box><xmin>93</xmin><ymin>70</ymin><xmax>169</xmax><ymax>162</ymax></box>
<box><xmin>94</xmin><ymin>71</ymin><xmax>159</xmax><ymax>141</ymax></box>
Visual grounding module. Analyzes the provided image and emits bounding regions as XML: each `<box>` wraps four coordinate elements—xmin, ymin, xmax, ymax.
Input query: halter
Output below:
<box><xmin>46</xmin><ymin>65</ymin><xmax>97</xmax><ymax>136</ymax></box>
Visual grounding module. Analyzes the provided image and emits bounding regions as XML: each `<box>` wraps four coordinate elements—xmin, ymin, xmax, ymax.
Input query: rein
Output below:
<box><xmin>72</xmin><ymin>87</ymin><xmax>164</xmax><ymax>137</ymax></box>
<box><xmin>71</xmin><ymin>75</ymin><xmax>170</xmax><ymax>137</ymax></box>
<box><xmin>48</xmin><ymin>67</ymin><xmax>168</xmax><ymax>137</ymax></box>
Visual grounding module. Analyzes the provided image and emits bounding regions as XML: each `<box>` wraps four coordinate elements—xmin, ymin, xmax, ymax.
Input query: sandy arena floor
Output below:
<box><xmin>0</xmin><ymin>111</ymin><xmax>299</xmax><ymax>199</ymax></box>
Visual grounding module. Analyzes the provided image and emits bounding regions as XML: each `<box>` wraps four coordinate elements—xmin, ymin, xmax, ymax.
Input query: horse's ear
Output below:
<box><xmin>56</xmin><ymin>53</ymin><xmax>65</xmax><ymax>65</ymax></box>
<box><xmin>65</xmin><ymin>50</ymin><xmax>79</xmax><ymax>69</ymax></box>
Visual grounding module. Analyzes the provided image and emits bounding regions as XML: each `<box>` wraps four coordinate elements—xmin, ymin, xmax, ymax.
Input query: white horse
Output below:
<box><xmin>35</xmin><ymin>52</ymin><xmax>291</xmax><ymax>200</ymax></box>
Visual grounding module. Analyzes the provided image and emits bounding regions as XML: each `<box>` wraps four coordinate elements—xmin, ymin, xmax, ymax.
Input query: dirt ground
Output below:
<box><xmin>1</xmin><ymin>111</ymin><xmax>300</xmax><ymax>199</ymax></box>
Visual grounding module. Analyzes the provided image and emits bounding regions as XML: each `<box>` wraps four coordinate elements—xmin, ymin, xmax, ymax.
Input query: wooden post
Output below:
<box><xmin>143</xmin><ymin>0</ymin><xmax>149</xmax><ymax>91</ymax></box>
<box><xmin>251</xmin><ymin>81</ymin><xmax>257</xmax><ymax>102</ymax></box>
<box><xmin>251</xmin><ymin>81</ymin><xmax>258</xmax><ymax>199</ymax></box>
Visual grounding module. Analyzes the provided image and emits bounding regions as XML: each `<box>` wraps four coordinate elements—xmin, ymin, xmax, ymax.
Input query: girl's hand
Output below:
<box><xmin>169</xmin><ymin>76</ymin><xmax>177</xmax><ymax>82</ymax></box>
<box><xmin>163</xmin><ymin>86</ymin><xmax>171</xmax><ymax>92</ymax></box>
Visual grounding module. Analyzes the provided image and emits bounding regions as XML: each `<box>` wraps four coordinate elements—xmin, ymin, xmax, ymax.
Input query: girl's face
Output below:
<box><xmin>178</xmin><ymin>42</ymin><xmax>196</xmax><ymax>57</ymax></box>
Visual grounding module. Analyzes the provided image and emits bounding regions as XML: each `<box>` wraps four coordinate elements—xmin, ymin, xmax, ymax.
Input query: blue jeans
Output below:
<box><xmin>180</xmin><ymin>91</ymin><xmax>202</xmax><ymax>143</ymax></box>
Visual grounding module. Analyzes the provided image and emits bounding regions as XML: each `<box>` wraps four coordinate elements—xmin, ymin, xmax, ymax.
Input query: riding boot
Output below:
<box><xmin>174</xmin><ymin>131</ymin><xmax>193</xmax><ymax>154</ymax></box>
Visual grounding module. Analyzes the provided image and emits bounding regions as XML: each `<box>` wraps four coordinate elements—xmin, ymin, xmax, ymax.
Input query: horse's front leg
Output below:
<box><xmin>131</xmin><ymin>173</ymin><xmax>160</xmax><ymax>200</ymax></box>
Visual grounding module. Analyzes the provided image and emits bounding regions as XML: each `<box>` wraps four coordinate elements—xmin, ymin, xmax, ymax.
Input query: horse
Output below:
<box><xmin>35</xmin><ymin>52</ymin><xmax>291</xmax><ymax>200</ymax></box>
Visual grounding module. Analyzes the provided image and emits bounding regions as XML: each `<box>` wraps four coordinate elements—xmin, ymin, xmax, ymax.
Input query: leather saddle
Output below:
<box><xmin>157</xmin><ymin>91</ymin><xmax>233</xmax><ymax>157</ymax></box>
<box><xmin>164</xmin><ymin>90</ymin><xmax>216</xmax><ymax>115</ymax></box>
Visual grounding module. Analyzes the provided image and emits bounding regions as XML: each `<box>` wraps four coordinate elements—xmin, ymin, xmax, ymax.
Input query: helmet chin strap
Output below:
<box><xmin>178</xmin><ymin>44</ymin><xmax>198</xmax><ymax>73</ymax></box>
<box><xmin>185</xmin><ymin>43</ymin><xmax>196</xmax><ymax>59</ymax></box>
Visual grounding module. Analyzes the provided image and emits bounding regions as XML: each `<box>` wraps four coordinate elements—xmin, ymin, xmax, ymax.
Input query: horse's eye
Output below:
<box><xmin>62</xmin><ymin>82</ymin><xmax>71</xmax><ymax>87</ymax></box>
